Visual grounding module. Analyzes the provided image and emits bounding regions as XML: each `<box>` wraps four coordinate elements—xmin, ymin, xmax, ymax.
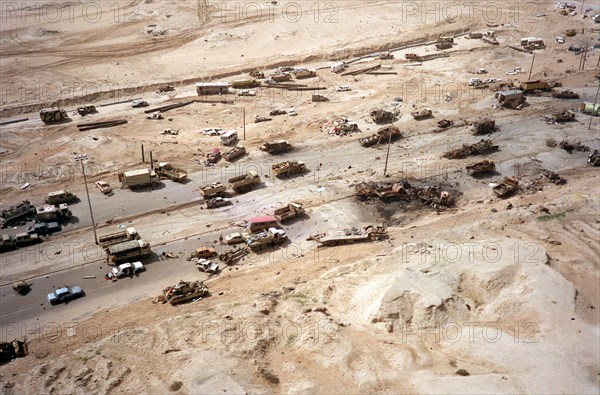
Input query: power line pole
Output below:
<box><xmin>243</xmin><ymin>107</ymin><xmax>246</xmax><ymax>140</ymax></box>
<box><xmin>79</xmin><ymin>158</ymin><xmax>98</xmax><ymax>245</ymax></box>
<box><xmin>589</xmin><ymin>80</ymin><xmax>599</xmax><ymax>130</ymax></box>
<box><xmin>527</xmin><ymin>52</ymin><xmax>536</xmax><ymax>80</ymax></box>
<box><xmin>383</xmin><ymin>133</ymin><xmax>392</xmax><ymax>177</ymax></box>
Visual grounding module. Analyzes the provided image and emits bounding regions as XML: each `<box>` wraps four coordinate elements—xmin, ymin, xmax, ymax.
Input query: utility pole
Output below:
<box><xmin>78</xmin><ymin>157</ymin><xmax>98</xmax><ymax>245</ymax></box>
<box><xmin>589</xmin><ymin>80</ymin><xmax>599</xmax><ymax>130</ymax></box>
<box><xmin>527</xmin><ymin>52</ymin><xmax>536</xmax><ymax>80</ymax></box>
<box><xmin>141</xmin><ymin>144</ymin><xmax>145</xmax><ymax>163</ymax></box>
<box><xmin>383</xmin><ymin>133</ymin><xmax>392</xmax><ymax>177</ymax></box>
<box><xmin>243</xmin><ymin>107</ymin><xmax>246</xmax><ymax>140</ymax></box>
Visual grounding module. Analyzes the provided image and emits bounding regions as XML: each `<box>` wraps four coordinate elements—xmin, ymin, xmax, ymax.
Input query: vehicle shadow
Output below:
<box><xmin>127</xmin><ymin>183</ymin><xmax>167</xmax><ymax>192</ymax></box>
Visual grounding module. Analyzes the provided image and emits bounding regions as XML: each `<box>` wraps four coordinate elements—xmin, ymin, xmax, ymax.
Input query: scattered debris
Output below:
<box><xmin>588</xmin><ymin>150</ymin><xmax>600</xmax><ymax>166</ymax></box>
<box><xmin>560</xmin><ymin>140</ymin><xmax>590</xmax><ymax>154</ymax></box>
<box><xmin>551</xmin><ymin>90</ymin><xmax>579</xmax><ymax>99</ymax></box>
<box><xmin>157</xmin><ymin>85</ymin><xmax>175</xmax><ymax>93</ymax></box>
<box><xmin>469</xmin><ymin>118</ymin><xmax>497</xmax><ymax>135</ymax></box>
<box><xmin>355</xmin><ymin>180</ymin><xmax>452</xmax><ymax>208</ymax></box>
<box><xmin>371</xmin><ymin>109</ymin><xmax>395</xmax><ymax>124</ymax></box>
<box><xmin>359</xmin><ymin>125</ymin><xmax>402</xmax><ymax>147</ymax></box>
<box><xmin>255</xmin><ymin>116</ymin><xmax>273</xmax><ymax>123</ymax></box>
<box><xmin>545</xmin><ymin>110</ymin><xmax>576</xmax><ymax>124</ymax></box>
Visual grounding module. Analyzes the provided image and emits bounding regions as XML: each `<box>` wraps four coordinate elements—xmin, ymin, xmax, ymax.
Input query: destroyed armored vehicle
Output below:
<box><xmin>466</xmin><ymin>160</ymin><xmax>496</xmax><ymax>176</ymax></box>
<box><xmin>259</xmin><ymin>140</ymin><xmax>292</xmax><ymax>154</ymax></box>
<box><xmin>272</xmin><ymin>161</ymin><xmax>306</xmax><ymax>177</ymax></box>
<box><xmin>493</xmin><ymin>177</ymin><xmax>520</xmax><ymax>198</ymax></box>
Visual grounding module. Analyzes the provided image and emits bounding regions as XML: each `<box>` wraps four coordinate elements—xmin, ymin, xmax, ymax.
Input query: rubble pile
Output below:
<box><xmin>560</xmin><ymin>140</ymin><xmax>590</xmax><ymax>154</ymax></box>
<box><xmin>545</xmin><ymin>110</ymin><xmax>576</xmax><ymax>124</ymax></box>
<box><xmin>355</xmin><ymin>180</ymin><xmax>452</xmax><ymax>209</ymax></box>
<box><xmin>370</xmin><ymin>109</ymin><xmax>395</xmax><ymax>124</ymax></box>
<box><xmin>469</xmin><ymin>118</ymin><xmax>498</xmax><ymax>135</ymax></box>
<box><xmin>551</xmin><ymin>89</ymin><xmax>579</xmax><ymax>99</ymax></box>
<box><xmin>588</xmin><ymin>150</ymin><xmax>600</xmax><ymax>166</ymax></box>
<box><xmin>526</xmin><ymin>171</ymin><xmax>567</xmax><ymax>192</ymax></box>
<box><xmin>443</xmin><ymin>139</ymin><xmax>499</xmax><ymax>159</ymax></box>
<box><xmin>157</xmin><ymin>280</ymin><xmax>208</xmax><ymax>305</ymax></box>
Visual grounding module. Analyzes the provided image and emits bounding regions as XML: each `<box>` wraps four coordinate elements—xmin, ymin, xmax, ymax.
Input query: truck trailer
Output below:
<box><xmin>105</xmin><ymin>239</ymin><xmax>151</xmax><ymax>264</ymax></box>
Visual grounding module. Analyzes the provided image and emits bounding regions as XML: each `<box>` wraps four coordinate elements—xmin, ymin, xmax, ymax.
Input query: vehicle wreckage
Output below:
<box><xmin>443</xmin><ymin>139</ymin><xmax>499</xmax><ymax>159</ymax></box>
<box><xmin>307</xmin><ymin>225</ymin><xmax>388</xmax><ymax>246</ymax></box>
<box><xmin>157</xmin><ymin>280</ymin><xmax>209</xmax><ymax>305</ymax></box>
<box><xmin>355</xmin><ymin>180</ymin><xmax>452</xmax><ymax>208</ymax></box>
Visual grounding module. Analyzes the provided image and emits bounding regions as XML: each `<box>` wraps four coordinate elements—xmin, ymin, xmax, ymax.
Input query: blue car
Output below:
<box><xmin>47</xmin><ymin>286</ymin><xmax>85</xmax><ymax>305</ymax></box>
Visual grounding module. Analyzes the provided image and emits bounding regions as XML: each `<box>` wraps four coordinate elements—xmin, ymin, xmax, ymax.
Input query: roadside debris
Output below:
<box><xmin>545</xmin><ymin>110</ymin><xmax>576</xmax><ymax>124</ymax></box>
<box><xmin>355</xmin><ymin>180</ymin><xmax>452</xmax><ymax>208</ymax></box>
<box><xmin>552</xmin><ymin>90</ymin><xmax>579</xmax><ymax>99</ymax></box>
<box><xmin>588</xmin><ymin>150</ymin><xmax>600</xmax><ymax>166</ymax></box>
<box><xmin>437</xmin><ymin>119</ymin><xmax>454</xmax><ymax>129</ymax></box>
<box><xmin>469</xmin><ymin>118</ymin><xmax>498</xmax><ymax>135</ymax></box>
<box><xmin>371</xmin><ymin>109</ymin><xmax>395</xmax><ymax>124</ymax></box>
<box><xmin>146</xmin><ymin>111</ymin><xmax>163</xmax><ymax>120</ymax></box>
<box><xmin>161</xmin><ymin>128</ymin><xmax>179</xmax><ymax>135</ymax></box>
<box><xmin>255</xmin><ymin>116</ymin><xmax>273</xmax><ymax>123</ymax></box>
<box><xmin>560</xmin><ymin>140</ymin><xmax>590</xmax><ymax>154</ymax></box>
<box><xmin>157</xmin><ymin>281</ymin><xmax>208</xmax><ymax>305</ymax></box>
<box><xmin>443</xmin><ymin>139</ymin><xmax>499</xmax><ymax>159</ymax></box>
<box><xmin>157</xmin><ymin>85</ymin><xmax>175</xmax><ymax>93</ymax></box>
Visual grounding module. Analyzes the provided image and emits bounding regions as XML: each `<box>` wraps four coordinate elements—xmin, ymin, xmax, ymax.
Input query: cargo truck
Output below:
<box><xmin>201</xmin><ymin>182</ymin><xmax>227</xmax><ymax>198</ymax></box>
<box><xmin>118</xmin><ymin>169</ymin><xmax>160</xmax><ymax>189</ymax></box>
<box><xmin>273</xmin><ymin>202</ymin><xmax>304</xmax><ymax>221</ymax></box>
<box><xmin>105</xmin><ymin>239</ymin><xmax>151</xmax><ymax>264</ymax></box>
<box><xmin>223</xmin><ymin>146</ymin><xmax>246</xmax><ymax>161</ymax></box>
<box><xmin>1</xmin><ymin>201</ymin><xmax>36</xmax><ymax>227</ymax></box>
<box><xmin>45</xmin><ymin>190</ymin><xmax>77</xmax><ymax>205</ymax></box>
<box><xmin>272</xmin><ymin>161</ymin><xmax>306</xmax><ymax>177</ymax></box>
<box><xmin>259</xmin><ymin>140</ymin><xmax>292</xmax><ymax>154</ymax></box>
<box><xmin>156</xmin><ymin>162</ymin><xmax>188</xmax><ymax>182</ymax></box>
<box><xmin>229</xmin><ymin>171</ymin><xmax>261</xmax><ymax>193</ymax></box>
<box><xmin>98</xmin><ymin>227</ymin><xmax>139</xmax><ymax>248</ymax></box>
<box><xmin>35</xmin><ymin>204</ymin><xmax>72</xmax><ymax>222</ymax></box>
<box><xmin>246</xmin><ymin>228</ymin><xmax>287</xmax><ymax>251</ymax></box>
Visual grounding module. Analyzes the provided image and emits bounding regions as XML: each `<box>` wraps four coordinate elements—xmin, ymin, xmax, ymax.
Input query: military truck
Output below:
<box><xmin>118</xmin><ymin>169</ymin><xmax>160</xmax><ymax>189</ymax></box>
<box><xmin>223</xmin><ymin>146</ymin><xmax>247</xmax><ymax>161</ymax></box>
<box><xmin>229</xmin><ymin>171</ymin><xmax>261</xmax><ymax>193</ymax></box>
<box><xmin>156</xmin><ymin>162</ymin><xmax>188</xmax><ymax>182</ymax></box>
<box><xmin>273</xmin><ymin>202</ymin><xmax>304</xmax><ymax>221</ymax></box>
<box><xmin>272</xmin><ymin>161</ymin><xmax>306</xmax><ymax>177</ymax></box>
<box><xmin>161</xmin><ymin>280</ymin><xmax>209</xmax><ymax>305</ymax></box>
<box><xmin>201</xmin><ymin>182</ymin><xmax>226</xmax><ymax>198</ymax></box>
<box><xmin>493</xmin><ymin>177</ymin><xmax>520</xmax><ymax>198</ymax></box>
<box><xmin>1</xmin><ymin>201</ymin><xmax>36</xmax><ymax>227</ymax></box>
<box><xmin>14</xmin><ymin>232</ymin><xmax>41</xmax><ymax>248</ymax></box>
<box><xmin>105</xmin><ymin>239</ymin><xmax>151</xmax><ymax>264</ymax></box>
<box><xmin>246</xmin><ymin>228</ymin><xmax>288</xmax><ymax>251</ymax></box>
<box><xmin>259</xmin><ymin>140</ymin><xmax>292</xmax><ymax>154</ymax></box>
<box><xmin>98</xmin><ymin>227</ymin><xmax>139</xmax><ymax>248</ymax></box>
<box><xmin>35</xmin><ymin>204</ymin><xmax>72</xmax><ymax>222</ymax></box>
<box><xmin>77</xmin><ymin>105</ymin><xmax>97</xmax><ymax>116</ymax></box>
<box><xmin>411</xmin><ymin>108</ymin><xmax>433</xmax><ymax>119</ymax></box>
<box><xmin>40</xmin><ymin>108</ymin><xmax>69</xmax><ymax>124</ymax></box>
<box><xmin>45</xmin><ymin>190</ymin><xmax>77</xmax><ymax>205</ymax></box>
<box><xmin>0</xmin><ymin>235</ymin><xmax>16</xmax><ymax>252</ymax></box>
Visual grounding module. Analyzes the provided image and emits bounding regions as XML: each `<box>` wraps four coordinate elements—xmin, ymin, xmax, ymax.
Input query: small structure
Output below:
<box><xmin>196</xmin><ymin>82</ymin><xmax>231</xmax><ymax>95</ymax></box>
<box><xmin>495</xmin><ymin>90</ymin><xmax>525</xmax><ymax>109</ymax></box>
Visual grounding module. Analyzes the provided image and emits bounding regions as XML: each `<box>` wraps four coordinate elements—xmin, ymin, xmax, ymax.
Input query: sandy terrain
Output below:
<box><xmin>1</xmin><ymin>0</ymin><xmax>599</xmax><ymax>393</ymax></box>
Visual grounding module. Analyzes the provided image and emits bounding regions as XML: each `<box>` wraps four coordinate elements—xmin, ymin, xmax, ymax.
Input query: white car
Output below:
<box><xmin>225</xmin><ymin>232</ymin><xmax>246</xmax><ymax>245</ymax></box>
<box><xmin>556</xmin><ymin>36</ymin><xmax>565</xmax><ymax>44</ymax></box>
<box><xmin>196</xmin><ymin>259</ymin><xmax>219</xmax><ymax>274</ymax></box>
<box><xmin>106</xmin><ymin>261</ymin><xmax>145</xmax><ymax>280</ymax></box>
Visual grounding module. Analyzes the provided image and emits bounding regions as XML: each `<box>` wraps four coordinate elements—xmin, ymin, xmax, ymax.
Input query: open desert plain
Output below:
<box><xmin>0</xmin><ymin>0</ymin><xmax>599</xmax><ymax>393</ymax></box>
